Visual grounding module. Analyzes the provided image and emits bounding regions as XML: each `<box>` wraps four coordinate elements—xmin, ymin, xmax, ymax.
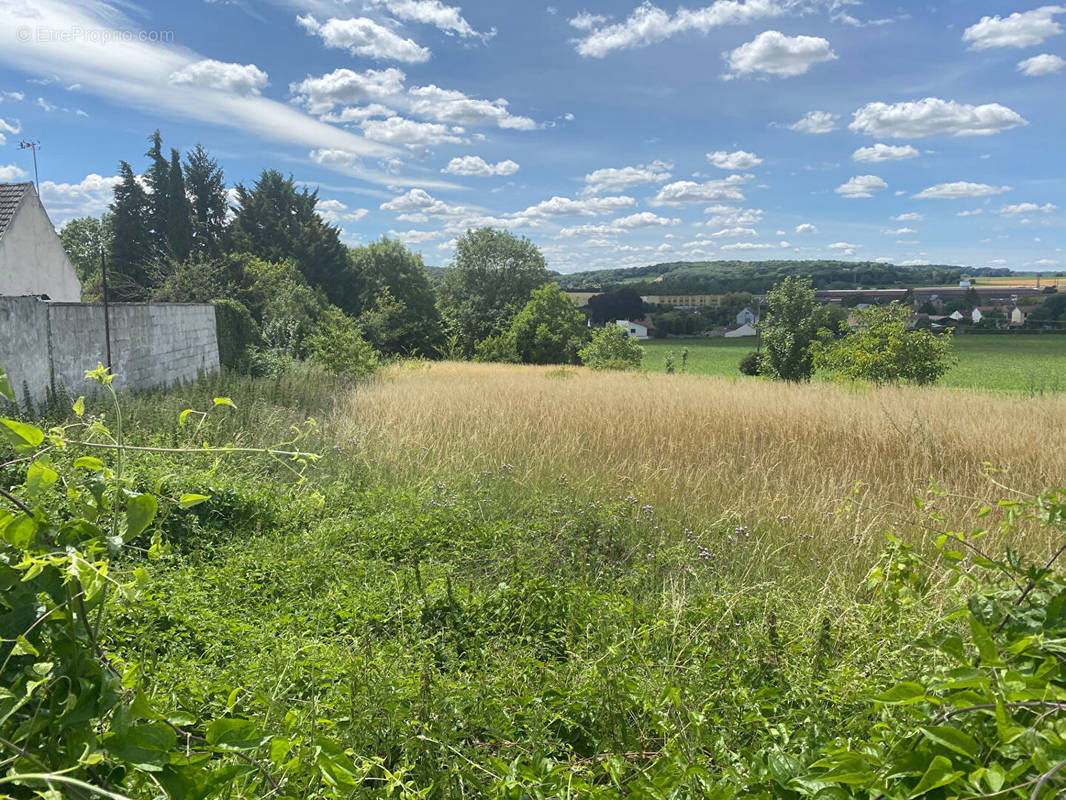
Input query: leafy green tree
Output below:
<box><xmin>760</xmin><ymin>276</ymin><xmax>818</xmax><ymax>382</ymax></box>
<box><xmin>165</xmin><ymin>148</ymin><xmax>193</xmax><ymax>262</ymax></box>
<box><xmin>108</xmin><ymin>161</ymin><xmax>153</xmax><ymax>300</ymax></box>
<box><xmin>579</xmin><ymin>324</ymin><xmax>644</xmax><ymax>370</ymax></box>
<box><xmin>348</xmin><ymin>238</ymin><xmax>443</xmax><ymax>355</ymax></box>
<box><xmin>814</xmin><ymin>303</ymin><xmax>956</xmax><ymax>385</ymax></box>
<box><xmin>438</xmin><ymin>228</ymin><xmax>550</xmax><ymax>356</ymax></box>
<box><xmin>511</xmin><ymin>283</ymin><xmax>590</xmax><ymax>364</ymax></box>
<box><xmin>811</xmin><ymin>302</ymin><xmax>850</xmax><ymax>338</ymax></box>
<box><xmin>357</xmin><ymin>289</ymin><xmax>413</xmax><ymax>356</ymax></box>
<box><xmin>586</xmin><ymin>287</ymin><xmax>647</xmax><ymax>325</ymax></box>
<box><xmin>183</xmin><ymin>143</ymin><xmax>229</xmax><ymax>255</ymax></box>
<box><xmin>59</xmin><ymin>215</ymin><xmax>112</xmax><ymax>298</ymax></box>
<box><xmin>231</xmin><ymin>171</ymin><xmax>351</xmax><ymax>311</ymax></box>
<box><xmin>1030</xmin><ymin>293</ymin><xmax>1066</xmax><ymax>327</ymax></box>
<box><xmin>306</xmin><ymin>306</ymin><xmax>379</xmax><ymax>377</ymax></box>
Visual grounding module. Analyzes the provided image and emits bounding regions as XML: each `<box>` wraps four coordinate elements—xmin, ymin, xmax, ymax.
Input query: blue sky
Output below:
<box><xmin>0</xmin><ymin>0</ymin><xmax>1063</xmax><ymax>272</ymax></box>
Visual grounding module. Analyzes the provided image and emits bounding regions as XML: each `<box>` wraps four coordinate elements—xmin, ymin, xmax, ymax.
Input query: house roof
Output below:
<box><xmin>0</xmin><ymin>182</ymin><xmax>33</xmax><ymax>241</ymax></box>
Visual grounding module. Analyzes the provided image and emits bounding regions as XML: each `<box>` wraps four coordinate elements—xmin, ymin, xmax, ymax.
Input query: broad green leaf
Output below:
<box><xmin>213</xmin><ymin>397</ymin><xmax>236</xmax><ymax>409</ymax></box>
<box><xmin>969</xmin><ymin>617</ymin><xmax>1003</xmax><ymax>666</ymax></box>
<box><xmin>920</xmin><ymin>725</ymin><xmax>979</xmax><ymax>759</ymax></box>
<box><xmin>873</xmin><ymin>681</ymin><xmax>926</xmax><ymax>705</ymax></box>
<box><xmin>767</xmin><ymin>751</ymin><xmax>802</xmax><ymax>785</ymax></box>
<box><xmin>24</xmin><ymin>462</ymin><xmax>59</xmax><ymax>498</ymax></box>
<box><xmin>0</xmin><ymin>367</ymin><xmax>14</xmax><ymax>403</ymax></box>
<box><xmin>13</xmin><ymin>635</ymin><xmax>39</xmax><ymax>657</ymax></box>
<box><xmin>72</xmin><ymin>396</ymin><xmax>85</xmax><ymax>417</ymax></box>
<box><xmin>0</xmin><ymin>418</ymin><xmax>45</xmax><ymax>451</ymax></box>
<box><xmin>178</xmin><ymin>493</ymin><xmax>211</xmax><ymax>510</ymax></box>
<box><xmin>105</xmin><ymin>722</ymin><xmax>177</xmax><ymax>771</ymax></box>
<box><xmin>73</xmin><ymin>456</ymin><xmax>106</xmax><ymax>471</ymax></box>
<box><xmin>909</xmin><ymin>756</ymin><xmax>963</xmax><ymax>798</ymax></box>
<box><xmin>179</xmin><ymin>409</ymin><xmax>195</xmax><ymax>426</ymax></box>
<box><xmin>205</xmin><ymin>718</ymin><xmax>265</xmax><ymax>751</ymax></box>
<box><xmin>3</xmin><ymin>515</ymin><xmax>38</xmax><ymax>548</ymax></box>
<box><xmin>124</xmin><ymin>494</ymin><xmax>158</xmax><ymax>541</ymax></box>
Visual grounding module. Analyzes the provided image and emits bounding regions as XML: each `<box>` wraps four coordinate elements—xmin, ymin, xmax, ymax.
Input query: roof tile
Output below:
<box><xmin>0</xmin><ymin>182</ymin><xmax>33</xmax><ymax>240</ymax></box>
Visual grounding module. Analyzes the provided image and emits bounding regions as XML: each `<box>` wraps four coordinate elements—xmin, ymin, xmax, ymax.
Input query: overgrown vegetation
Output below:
<box><xmin>3</xmin><ymin>361</ymin><xmax>1066</xmax><ymax>798</ymax></box>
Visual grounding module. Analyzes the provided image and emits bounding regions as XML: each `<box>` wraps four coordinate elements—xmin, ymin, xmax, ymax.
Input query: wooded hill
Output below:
<box><xmin>550</xmin><ymin>260</ymin><xmax>1018</xmax><ymax>295</ymax></box>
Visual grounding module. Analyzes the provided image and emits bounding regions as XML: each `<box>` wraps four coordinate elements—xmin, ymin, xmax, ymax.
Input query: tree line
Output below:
<box><xmin>554</xmin><ymin>259</ymin><xmax>1023</xmax><ymax>296</ymax></box>
<box><xmin>58</xmin><ymin>131</ymin><xmax>645</xmax><ymax>375</ymax></box>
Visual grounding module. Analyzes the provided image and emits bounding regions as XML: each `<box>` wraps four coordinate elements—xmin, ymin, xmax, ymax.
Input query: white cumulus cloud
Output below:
<box><xmin>317</xmin><ymin>199</ymin><xmax>370</xmax><ymax>224</ymax></box>
<box><xmin>892</xmin><ymin>212</ymin><xmax>924</xmax><ymax>222</ymax></box>
<box><xmin>650</xmin><ymin>175</ymin><xmax>748</xmax><ymax>205</ymax></box>
<box><xmin>0</xmin><ymin>164</ymin><xmax>30</xmax><ymax>181</ymax></box>
<box><xmin>999</xmin><ymin>202</ymin><xmax>1057</xmax><ymax>216</ymax></box>
<box><xmin>168</xmin><ymin>59</ymin><xmax>269</xmax><ymax>95</ymax></box>
<box><xmin>0</xmin><ymin>117</ymin><xmax>20</xmax><ymax>146</ymax></box>
<box><xmin>835</xmin><ymin>175</ymin><xmax>888</xmax><ymax>198</ymax></box>
<box><xmin>516</xmin><ymin>195</ymin><xmax>637</xmax><ymax>218</ymax></box>
<box><xmin>724</xmin><ymin>30</ymin><xmax>836</xmax><ymax>77</ymax></box>
<box><xmin>441</xmin><ymin>155</ymin><xmax>519</xmax><ymax>176</ymax></box>
<box><xmin>795</xmin><ymin>223</ymin><xmax>818</xmax><ymax>233</ymax></box>
<box><xmin>573</xmin><ymin>0</ymin><xmax>787</xmax><ymax>58</ymax></box>
<box><xmin>40</xmin><ymin>173</ymin><xmax>121</xmax><ymax>219</ymax></box>
<box><xmin>368</xmin><ymin>0</ymin><xmax>492</xmax><ymax>39</ymax></box>
<box><xmin>852</xmin><ymin>143</ymin><xmax>919</xmax><ymax>162</ymax></box>
<box><xmin>290</xmin><ymin>68</ymin><xmax>407</xmax><ymax>115</ymax></box>
<box><xmin>710</xmin><ymin>226</ymin><xmax>758</xmax><ymax>238</ymax></box>
<box><xmin>705</xmin><ymin>205</ymin><xmax>764</xmax><ymax>226</ymax></box>
<box><xmin>1018</xmin><ymin>53</ymin><xmax>1066</xmax><ymax>75</ymax></box>
<box><xmin>963</xmin><ymin>6</ymin><xmax>1064</xmax><ymax>50</ymax></box>
<box><xmin>297</xmin><ymin>14</ymin><xmax>431</xmax><ymax>63</ymax></box>
<box><xmin>361</xmin><ymin>116</ymin><xmax>466</xmax><ymax>147</ymax></box>
<box><xmin>787</xmin><ymin>110</ymin><xmax>839</xmax><ymax>134</ymax></box>
<box><xmin>850</xmin><ymin>98</ymin><xmax>1028</xmax><ymax>138</ymax></box>
<box><xmin>914</xmin><ymin>182</ymin><xmax>1012</xmax><ymax>199</ymax></box>
<box><xmin>582</xmin><ymin>161</ymin><xmax>672</xmax><ymax>195</ymax></box>
<box><xmin>707</xmin><ymin>149</ymin><xmax>762</xmax><ymax>169</ymax></box>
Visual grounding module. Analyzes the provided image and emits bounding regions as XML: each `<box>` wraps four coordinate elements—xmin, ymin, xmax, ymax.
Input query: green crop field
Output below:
<box><xmin>642</xmin><ymin>335</ymin><xmax>1066</xmax><ymax>392</ymax></box>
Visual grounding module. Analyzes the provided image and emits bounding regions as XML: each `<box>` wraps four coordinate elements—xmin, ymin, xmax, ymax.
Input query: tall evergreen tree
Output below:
<box><xmin>108</xmin><ymin>161</ymin><xmax>153</xmax><ymax>301</ymax></box>
<box><xmin>183</xmin><ymin>144</ymin><xmax>228</xmax><ymax>255</ymax></box>
<box><xmin>143</xmin><ymin>130</ymin><xmax>171</xmax><ymax>259</ymax></box>
<box><xmin>165</xmin><ymin>148</ymin><xmax>193</xmax><ymax>262</ymax></box>
<box><xmin>230</xmin><ymin>170</ymin><xmax>351</xmax><ymax>310</ymax></box>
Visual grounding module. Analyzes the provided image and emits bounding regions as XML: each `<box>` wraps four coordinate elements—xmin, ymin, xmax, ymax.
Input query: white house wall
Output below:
<box><xmin>0</xmin><ymin>192</ymin><xmax>83</xmax><ymax>302</ymax></box>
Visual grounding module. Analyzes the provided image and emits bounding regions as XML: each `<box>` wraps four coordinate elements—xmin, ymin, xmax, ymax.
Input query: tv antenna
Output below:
<box><xmin>18</xmin><ymin>140</ymin><xmax>40</xmax><ymax>192</ymax></box>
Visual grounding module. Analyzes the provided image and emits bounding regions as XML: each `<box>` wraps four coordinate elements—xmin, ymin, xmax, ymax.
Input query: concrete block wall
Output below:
<box><xmin>0</xmin><ymin>297</ymin><xmax>219</xmax><ymax>407</ymax></box>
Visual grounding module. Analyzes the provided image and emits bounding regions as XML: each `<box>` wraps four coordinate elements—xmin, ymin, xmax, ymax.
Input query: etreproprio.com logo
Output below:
<box><xmin>15</xmin><ymin>26</ymin><xmax>175</xmax><ymax>44</ymax></box>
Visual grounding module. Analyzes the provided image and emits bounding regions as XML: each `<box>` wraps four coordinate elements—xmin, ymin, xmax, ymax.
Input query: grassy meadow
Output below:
<box><xmin>642</xmin><ymin>335</ymin><xmax>1066</xmax><ymax>392</ymax></box>
<box><xmin>26</xmin><ymin>360</ymin><xmax>1050</xmax><ymax>797</ymax></box>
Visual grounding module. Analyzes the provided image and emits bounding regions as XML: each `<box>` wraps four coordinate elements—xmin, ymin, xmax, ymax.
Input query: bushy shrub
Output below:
<box><xmin>212</xmin><ymin>298</ymin><xmax>259</xmax><ymax>373</ymax></box>
<box><xmin>579</xmin><ymin>324</ymin><xmax>644</xmax><ymax>371</ymax></box>
<box><xmin>814</xmin><ymin>303</ymin><xmax>956</xmax><ymax>385</ymax></box>
<box><xmin>474</xmin><ymin>331</ymin><xmax>520</xmax><ymax>363</ymax></box>
<box><xmin>305</xmin><ymin>306</ymin><xmax>379</xmax><ymax>377</ymax></box>
<box><xmin>739</xmin><ymin>351</ymin><xmax>762</xmax><ymax>375</ymax></box>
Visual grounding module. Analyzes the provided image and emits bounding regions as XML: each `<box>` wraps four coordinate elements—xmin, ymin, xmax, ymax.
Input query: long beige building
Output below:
<box><xmin>566</xmin><ymin>292</ymin><xmax>722</xmax><ymax>308</ymax></box>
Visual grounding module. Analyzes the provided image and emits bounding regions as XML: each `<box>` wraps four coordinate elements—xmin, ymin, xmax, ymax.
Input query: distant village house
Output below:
<box><xmin>616</xmin><ymin>319</ymin><xmax>651</xmax><ymax>340</ymax></box>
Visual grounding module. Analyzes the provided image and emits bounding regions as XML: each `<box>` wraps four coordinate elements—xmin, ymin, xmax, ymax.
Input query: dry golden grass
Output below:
<box><xmin>334</xmin><ymin>361</ymin><xmax>1066</xmax><ymax>575</ymax></box>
